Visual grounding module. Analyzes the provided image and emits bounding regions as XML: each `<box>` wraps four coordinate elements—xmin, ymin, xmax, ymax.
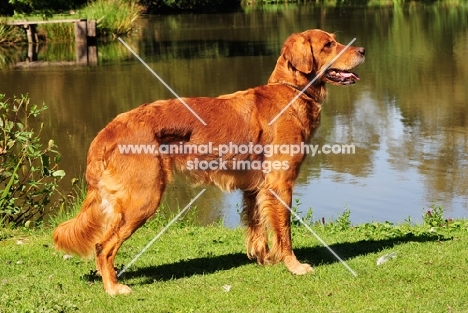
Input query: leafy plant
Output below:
<box><xmin>37</xmin><ymin>22</ymin><xmax>75</xmax><ymax>42</ymax></box>
<box><xmin>80</xmin><ymin>0</ymin><xmax>144</xmax><ymax>37</ymax></box>
<box><xmin>146</xmin><ymin>0</ymin><xmax>240</xmax><ymax>13</ymax></box>
<box><xmin>0</xmin><ymin>22</ymin><xmax>26</xmax><ymax>44</ymax></box>
<box><xmin>47</xmin><ymin>177</ymin><xmax>84</xmax><ymax>228</ymax></box>
<box><xmin>290</xmin><ymin>198</ymin><xmax>313</xmax><ymax>226</ymax></box>
<box><xmin>422</xmin><ymin>203</ymin><xmax>445</xmax><ymax>227</ymax></box>
<box><xmin>0</xmin><ymin>94</ymin><xmax>65</xmax><ymax>227</ymax></box>
<box><xmin>7</xmin><ymin>0</ymin><xmax>86</xmax><ymax>15</ymax></box>
<box><xmin>331</xmin><ymin>207</ymin><xmax>351</xmax><ymax>231</ymax></box>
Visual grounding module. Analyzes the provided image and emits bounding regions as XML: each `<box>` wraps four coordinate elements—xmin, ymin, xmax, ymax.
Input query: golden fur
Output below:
<box><xmin>53</xmin><ymin>29</ymin><xmax>365</xmax><ymax>295</ymax></box>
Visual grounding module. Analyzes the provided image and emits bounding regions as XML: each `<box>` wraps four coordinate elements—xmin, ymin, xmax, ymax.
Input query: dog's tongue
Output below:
<box><xmin>341</xmin><ymin>71</ymin><xmax>360</xmax><ymax>81</ymax></box>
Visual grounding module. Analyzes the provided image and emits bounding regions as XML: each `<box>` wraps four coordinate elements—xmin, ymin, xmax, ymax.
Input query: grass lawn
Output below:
<box><xmin>1</xmin><ymin>216</ymin><xmax>467</xmax><ymax>312</ymax></box>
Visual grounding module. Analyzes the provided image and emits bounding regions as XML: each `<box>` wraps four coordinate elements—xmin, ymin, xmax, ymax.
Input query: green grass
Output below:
<box><xmin>37</xmin><ymin>21</ymin><xmax>75</xmax><ymax>42</ymax></box>
<box><xmin>0</xmin><ymin>22</ymin><xmax>25</xmax><ymax>44</ymax></box>
<box><xmin>35</xmin><ymin>0</ymin><xmax>143</xmax><ymax>41</ymax></box>
<box><xmin>1</xmin><ymin>208</ymin><xmax>468</xmax><ymax>312</ymax></box>
<box><xmin>0</xmin><ymin>0</ymin><xmax>143</xmax><ymax>43</ymax></box>
<box><xmin>77</xmin><ymin>0</ymin><xmax>143</xmax><ymax>37</ymax></box>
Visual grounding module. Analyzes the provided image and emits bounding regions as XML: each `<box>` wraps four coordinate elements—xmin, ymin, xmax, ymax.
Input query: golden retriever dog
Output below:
<box><xmin>53</xmin><ymin>29</ymin><xmax>365</xmax><ymax>295</ymax></box>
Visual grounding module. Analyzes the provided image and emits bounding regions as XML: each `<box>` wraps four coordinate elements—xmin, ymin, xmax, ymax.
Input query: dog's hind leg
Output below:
<box><xmin>241</xmin><ymin>190</ymin><xmax>270</xmax><ymax>265</ymax></box>
<box><xmin>95</xmin><ymin>156</ymin><xmax>166</xmax><ymax>295</ymax></box>
<box><xmin>95</xmin><ymin>212</ymin><xmax>134</xmax><ymax>295</ymax></box>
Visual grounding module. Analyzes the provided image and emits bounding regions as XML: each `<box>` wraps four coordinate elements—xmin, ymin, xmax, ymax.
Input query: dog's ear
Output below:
<box><xmin>281</xmin><ymin>33</ymin><xmax>313</xmax><ymax>74</ymax></box>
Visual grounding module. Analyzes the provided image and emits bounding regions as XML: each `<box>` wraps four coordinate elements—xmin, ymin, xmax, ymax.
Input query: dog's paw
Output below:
<box><xmin>291</xmin><ymin>262</ymin><xmax>315</xmax><ymax>275</ymax></box>
<box><xmin>106</xmin><ymin>283</ymin><xmax>132</xmax><ymax>296</ymax></box>
<box><xmin>284</xmin><ymin>255</ymin><xmax>315</xmax><ymax>275</ymax></box>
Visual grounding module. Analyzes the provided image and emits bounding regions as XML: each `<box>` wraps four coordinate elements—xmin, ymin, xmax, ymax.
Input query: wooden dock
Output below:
<box><xmin>7</xmin><ymin>19</ymin><xmax>96</xmax><ymax>44</ymax></box>
<box><xmin>7</xmin><ymin>19</ymin><xmax>98</xmax><ymax>65</ymax></box>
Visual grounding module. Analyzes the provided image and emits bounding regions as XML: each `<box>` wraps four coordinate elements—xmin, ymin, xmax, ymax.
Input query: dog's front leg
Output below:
<box><xmin>242</xmin><ymin>190</ymin><xmax>270</xmax><ymax>265</ymax></box>
<box><xmin>257</xmin><ymin>182</ymin><xmax>314</xmax><ymax>275</ymax></box>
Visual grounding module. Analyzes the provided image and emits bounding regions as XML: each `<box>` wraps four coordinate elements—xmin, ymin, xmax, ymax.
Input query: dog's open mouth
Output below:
<box><xmin>325</xmin><ymin>69</ymin><xmax>360</xmax><ymax>85</ymax></box>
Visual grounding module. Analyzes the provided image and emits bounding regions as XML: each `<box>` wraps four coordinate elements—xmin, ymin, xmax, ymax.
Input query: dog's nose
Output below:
<box><xmin>357</xmin><ymin>47</ymin><xmax>365</xmax><ymax>56</ymax></box>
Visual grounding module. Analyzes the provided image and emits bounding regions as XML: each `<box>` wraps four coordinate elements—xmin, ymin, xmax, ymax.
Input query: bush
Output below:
<box><xmin>7</xmin><ymin>0</ymin><xmax>88</xmax><ymax>15</ymax></box>
<box><xmin>80</xmin><ymin>0</ymin><xmax>144</xmax><ymax>36</ymax></box>
<box><xmin>144</xmin><ymin>0</ymin><xmax>241</xmax><ymax>13</ymax></box>
<box><xmin>0</xmin><ymin>94</ymin><xmax>65</xmax><ymax>227</ymax></box>
<box><xmin>0</xmin><ymin>23</ymin><xmax>26</xmax><ymax>44</ymax></box>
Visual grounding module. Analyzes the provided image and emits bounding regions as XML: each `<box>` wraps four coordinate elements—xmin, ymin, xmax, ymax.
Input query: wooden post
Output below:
<box><xmin>26</xmin><ymin>43</ymin><xmax>38</xmax><ymax>62</ymax></box>
<box><xmin>87</xmin><ymin>45</ymin><xmax>98</xmax><ymax>66</ymax></box>
<box><xmin>24</xmin><ymin>25</ymin><xmax>32</xmax><ymax>43</ymax></box>
<box><xmin>87</xmin><ymin>20</ymin><xmax>96</xmax><ymax>41</ymax></box>
<box><xmin>74</xmin><ymin>19</ymin><xmax>88</xmax><ymax>43</ymax></box>
<box><xmin>24</xmin><ymin>24</ymin><xmax>38</xmax><ymax>43</ymax></box>
<box><xmin>86</xmin><ymin>20</ymin><xmax>98</xmax><ymax>66</ymax></box>
<box><xmin>75</xmin><ymin>19</ymin><xmax>88</xmax><ymax>65</ymax></box>
<box><xmin>76</xmin><ymin>42</ymin><xmax>88</xmax><ymax>65</ymax></box>
<box><xmin>7</xmin><ymin>19</ymin><xmax>99</xmax><ymax>66</ymax></box>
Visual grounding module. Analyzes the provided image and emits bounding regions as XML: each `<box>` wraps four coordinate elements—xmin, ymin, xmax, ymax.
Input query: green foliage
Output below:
<box><xmin>145</xmin><ymin>0</ymin><xmax>240</xmax><ymax>13</ymax></box>
<box><xmin>324</xmin><ymin>207</ymin><xmax>352</xmax><ymax>232</ymax></box>
<box><xmin>353</xmin><ymin>221</ymin><xmax>412</xmax><ymax>240</ymax></box>
<box><xmin>288</xmin><ymin>201</ymin><xmax>462</xmax><ymax>241</ymax></box>
<box><xmin>47</xmin><ymin>178</ymin><xmax>84</xmax><ymax>228</ymax></box>
<box><xmin>1</xmin><ymin>0</ymin><xmax>143</xmax><ymax>43</ymax></box>
<box><xmin>37</xmin><ymin>22</ymin><xmax>75</xmax><ymax>42</ymax></box>
<box><xmin>0</xmin><ymin>22</ymin><xmax>25</xmax><ymax>44</ymax></box>
<box><xmin>7</xmin><ymin>0</ymin><xmax>87</xmax><ymax>15</ymax></box>
<box><xmin>0</xmin><ymin>24</ymin><xmax>24</xmax><ymax>67</ymax></box>
<box><xmin>0</xmin><ymin>94</ymin><xmax>65</xmax><ymax>227</ymax></box>
<box><xmin>79</xmin><ymin>0</ymin><xmax>144</xmax><ymax>36</ymax></box>
<box><xmin>290</xmin><ymin>198</ymin><xmax>351</xmax><ymax>231</ymax></box>
<box><xmin>290</xmin><ymin>198</ymin><xmax>313</xmax><ymax>226</ymax></box>
<box><xmin>422</xmin><ymin>203</ymin><xmax>445</xmax><ymax>227</ymax></box>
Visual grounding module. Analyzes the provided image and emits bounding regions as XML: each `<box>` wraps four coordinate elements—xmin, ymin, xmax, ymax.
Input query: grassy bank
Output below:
<box><xmin>1</xmin><ymin>210</ymin><xmax>467</xmax><ymax>312</ymax></box>
<box><xmin>36</xmin><ymin>0</ymin><xmax>143</xmax><ymax>41</ymax></box>
<box><xmin>0</xmin><ymin>0</ymin><xmax>143</xmax><ymax>43</ymax></box>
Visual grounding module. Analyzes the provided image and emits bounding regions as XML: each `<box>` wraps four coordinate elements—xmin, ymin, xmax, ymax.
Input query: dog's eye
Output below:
<box><xmin>324</xmin><ymin>41</ymin><xmax>334</xmax><ymax>48</ymax></box>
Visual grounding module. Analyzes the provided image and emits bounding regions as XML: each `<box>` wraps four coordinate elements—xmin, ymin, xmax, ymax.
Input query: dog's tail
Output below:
<box><xmin>53</xmin><ymin>188</ymin><xmax>106</xmax><ymax>258</ymax></box>
<box><xmin>53</xmin><ymin>135</ymin><xmax>109</xmax><ymax>259</ymax></box>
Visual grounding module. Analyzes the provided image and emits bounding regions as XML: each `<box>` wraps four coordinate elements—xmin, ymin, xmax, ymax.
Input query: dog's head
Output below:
<box><xmin>270</xmin><ymin>29</ymin><xmax>365</xmax><ymax>88</ymax></box>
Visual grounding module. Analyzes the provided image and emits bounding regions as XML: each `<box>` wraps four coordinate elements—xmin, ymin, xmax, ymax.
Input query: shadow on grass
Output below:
<box><xmin>110</xmin><ymin>231</ymin><xmax>449</xmax><ymax>286</ymax></box>
<box><xmin>295</xmin><ymin>232</ymin><xmax>451</xmax><ymax>266</ymax></box>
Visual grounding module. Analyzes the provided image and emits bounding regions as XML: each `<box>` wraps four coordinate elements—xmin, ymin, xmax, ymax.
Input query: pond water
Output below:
<box><xmin>1</xmin><ymin>3</ymin><xmax>467</xmax><ymax>226</ymax></box>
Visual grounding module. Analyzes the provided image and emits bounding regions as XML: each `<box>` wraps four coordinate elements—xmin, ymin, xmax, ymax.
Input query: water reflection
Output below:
<box><xmin>1</xmin><ymin>3</ymin><xmax>467</xmax><ymax>225</ymax></box>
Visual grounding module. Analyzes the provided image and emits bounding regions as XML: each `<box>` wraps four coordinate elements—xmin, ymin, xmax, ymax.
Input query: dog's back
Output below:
<box><xmin>53</xmin><ymin>29</ymin><xmax>364</xmax><ymax>295</ymax></box>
